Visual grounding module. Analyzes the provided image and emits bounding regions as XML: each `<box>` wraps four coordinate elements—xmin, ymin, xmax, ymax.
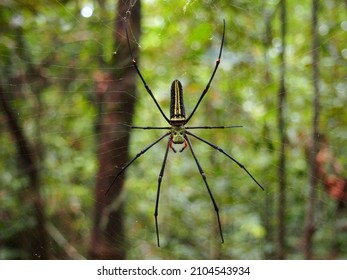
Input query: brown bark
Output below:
<box><xmin>88</xmin><ymin>1</ymin><xmax>141</xmax><ymax>259</ymax></box>
<box><xmin>308</xmin><ymin>137</ymin><xmax>347</xmax><ymax>258</ymax></box>
<box><xmin>277</xmin><ymin>0</ymin><xmax>287</xmax><ymax>260</ymax></box>
<box><xmin>0</xmin><ymin>86</ymin><xmax>48</xmax><ymax>259</ymax></box>
<box><xmin>303</xmin><ymin>0</ymin><xmax>320</xmax><ymax>259</ymax></box>
<box><xmin>315</xmin><ymin>140</ymin><xmax>347</xmax><ymax>204</ymax></box>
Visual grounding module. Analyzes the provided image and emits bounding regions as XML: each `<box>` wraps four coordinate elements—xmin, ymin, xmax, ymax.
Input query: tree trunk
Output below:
<box><xmin>277</xmin><ymin>0</ymin><xmax>287</xmax><ymax>260</ymax></box>
<box><xmin>0</xmin><ymin>86</ymin><xmax>48</xmax><ymax>259</ymax></box>
<box><xmin>303</xmin><ymin>0</ymin><xmax>320</xmax><ymax>259</ymax></box>
<box><xmin>89</xmin><ymin>1</ymin><xmax>141</xmax><ymax>259</ymax></box>
<box><xmin>262</xmin><ymin>8</ymin><xmax>276</xmax><ymax>259</ymax></box>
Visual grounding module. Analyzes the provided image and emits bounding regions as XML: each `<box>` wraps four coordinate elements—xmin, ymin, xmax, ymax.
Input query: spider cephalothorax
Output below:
<box><xmin>170</xmin><ymin>125</ymin><xmax>186</xmax><ymax>152</ymax></box>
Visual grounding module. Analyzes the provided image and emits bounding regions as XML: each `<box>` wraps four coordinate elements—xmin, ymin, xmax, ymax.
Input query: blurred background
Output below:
<box><xmin>0</xmin><ymin>0</ymin><xmax>346</xmax><ymax>259</ymax></box>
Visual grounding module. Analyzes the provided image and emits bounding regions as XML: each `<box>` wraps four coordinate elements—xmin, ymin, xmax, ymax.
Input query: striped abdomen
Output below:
<box><xmin>170</xmin><ymin>80</ymin><xmax>186</xmax><ymax>123</ymax></box>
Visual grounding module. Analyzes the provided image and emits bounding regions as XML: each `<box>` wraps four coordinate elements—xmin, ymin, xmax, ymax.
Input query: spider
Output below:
<box><xmin>106</xmin><ymin>19</ymin><xmax>264</xmax><ymax>247</ymax></box>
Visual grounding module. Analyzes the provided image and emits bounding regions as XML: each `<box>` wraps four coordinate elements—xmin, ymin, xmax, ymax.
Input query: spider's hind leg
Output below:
<box><xmin>185</xmin><ymin>135</ymin><xmax>224</xmax><ymax>244</ymax></box>
<box><xmin>154</xmin><ymin>137</ymin><xmax>171</xmax><ymax>247</ymax></box>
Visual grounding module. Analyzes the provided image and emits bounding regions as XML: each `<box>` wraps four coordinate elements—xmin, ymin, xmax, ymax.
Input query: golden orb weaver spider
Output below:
<box><xmin>106</xmin><ymin>19</ymin><xmax>264</xmax><ymax>247</ymax></box>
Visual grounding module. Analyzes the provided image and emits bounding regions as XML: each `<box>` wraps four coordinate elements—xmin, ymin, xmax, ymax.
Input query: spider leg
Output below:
<box><xmin>105</xmin><ymin>132</ymin><xmax>170</xmax><ymax>195</ymax></box>
<box><xmin>125</xmin><ymin>27</ymin><xmax>170</xmax><ymax>124</ymax></box>
<box><xmin>179</xmin><ymin>139</ymin><xmax>188</xmax><ymax>152</ymax></box>
<box><xmin>118</xmin><ymin>123</ymin><xmax>170</xmax><ymax>130</ymax></box>
<box><xmin>154</xmin><ymin>137</ymin><xmax>171</xmax><ymax>247</ymax></box>
<box><xmin>186</xmin><ymin>131</ymin><xmax>264</xmax><ymax>191</ymax></box>
<box><xmin>186</xmin><ymin>125</ymin><xmax>242</xmax><ymax>129</ymax></box>
<box><xmin>185</xmin><ymin>19</ymin><xmax>226</xmax><ymax>123</ymax></box>
<box><xmin>185</xmin><ymin>135</ymin><xmax>224</xmax><ymax>244</ymax></box>
<box><xmin>169</xmin><ymin>138</ymin><xmax>177</xmax><ymax>153</ymax></box>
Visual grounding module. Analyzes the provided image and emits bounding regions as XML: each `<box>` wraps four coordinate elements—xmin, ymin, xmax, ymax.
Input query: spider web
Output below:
<box><xmin>1</xmin><ymin>0</ymin><xmax>346</xmax><ymax>260</ymax></box>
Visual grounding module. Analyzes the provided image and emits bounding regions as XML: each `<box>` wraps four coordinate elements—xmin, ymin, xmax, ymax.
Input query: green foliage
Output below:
<box><xmin>1</xmin><ymin>0</ymin><xmax>346</xmax><ymax>259</ymax></box>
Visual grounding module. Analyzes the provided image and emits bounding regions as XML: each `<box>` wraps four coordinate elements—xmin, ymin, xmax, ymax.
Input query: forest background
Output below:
<box><xmin>0</xmin><ymin>0</ymin><xmax>346</xmax><ymax>260</ymax></box>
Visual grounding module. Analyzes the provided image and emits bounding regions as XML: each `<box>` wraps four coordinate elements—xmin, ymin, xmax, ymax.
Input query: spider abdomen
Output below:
<box><xmin>170</xmin><ymin>80</ymin><xmax>186</xmax><ymax>123</ymax></box>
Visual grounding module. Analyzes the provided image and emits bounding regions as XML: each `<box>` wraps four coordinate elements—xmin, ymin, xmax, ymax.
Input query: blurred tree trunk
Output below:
<box><xmin>0</xmin><ymin>86</ymin><xmax>48</xmax><ymax>259</ymax></box>
<box><xmin>89</xmin><ymin>0</ymin><xmax>141</xmax><ymax>259</ymax></box>
<box><xmin>303</xmin><ymin>0</ymin><xmax>320</xmax><ymax>259</ymax></box>
<box><xmin>277</xmin><ymin>0</ymin><xmax>287</xmax><ymax>260</ymax></box>
<box><xmin>262</xmin><ymin>7</ymin><xmax>276</xmax><ymax>259</ymax></box>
